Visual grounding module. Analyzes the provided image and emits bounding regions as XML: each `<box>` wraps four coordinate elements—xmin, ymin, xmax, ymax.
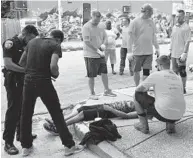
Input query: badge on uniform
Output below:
<box><xmin>4</xmin><ymin>40</ymin><xmax>13</xmax><ymax>49</ymax></box>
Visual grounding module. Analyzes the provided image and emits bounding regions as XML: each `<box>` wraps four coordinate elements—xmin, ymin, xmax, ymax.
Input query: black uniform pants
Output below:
<box><xmin>20</xmin><ymin>74</ymin><xmax>75</xmax><ymax>148</ymax></box>
<box><xmin>3</xmin><ymin>72</ymin><xmax>23</xmax><ymax>144</ymax></box>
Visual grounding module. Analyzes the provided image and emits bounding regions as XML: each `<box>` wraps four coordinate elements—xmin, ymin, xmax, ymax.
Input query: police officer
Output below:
<box><xmin>2</xmin><ymin>25</ymin><xmax>39</xmax><ymax>155</ymax></box>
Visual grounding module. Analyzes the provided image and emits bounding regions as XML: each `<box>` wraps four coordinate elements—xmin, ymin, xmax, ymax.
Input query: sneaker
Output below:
<box><xmin>134</xmin><ymin>122</ymin><xmax>149</xmax><ymax>134</ymax></box>
<box><xmin>103</xmin><ymin>89</ymin><xmax>117</xmax><ymax>97</ymax></box>
<box><xmin>43</xmin><ymin>122</ymin><xmax>59</xmax><ymax>136</ymax></box>
<box><xmin>64</xmin><ymin>145</ymin><xmax>84</xmax><ymax>156</ymax></box>
<box><xmin>4</xmin><ymin>143</ymin><xmax>19</xmax><ymax>155</ymax></box>
<box><xmin>112</xmin><ymin>71</ymin><xmax>117</xmax><ymax>75</ymax></box>
<box><xmin>89</xmin><ymin>94</ymin><xmax>99</xmax><ymax>100</ymax></box>
<box><xmin>166</xmin><ymin>122</ymin><xmax>176</xmax><ymax>134</ymax></box>
<box><xmin>22</xmin><ymin>146</ymin><xmax>33</xmax><ymax>157</ymax></box>
<box><xmin>130</xmin><ymin>71</ymin><xmax>134</xmax><ymax>76</ymax></box>
<box><xmin>119</xmin><ymin>71</ymin><xmax>123</xmax><ymax>75</ymax></box>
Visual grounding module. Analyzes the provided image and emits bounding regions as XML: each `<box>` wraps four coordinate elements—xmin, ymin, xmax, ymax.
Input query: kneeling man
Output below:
<box><xmin>134</xmin><ymin>55</ymin><xmax>186</xmax><ymax>134</ymax></box>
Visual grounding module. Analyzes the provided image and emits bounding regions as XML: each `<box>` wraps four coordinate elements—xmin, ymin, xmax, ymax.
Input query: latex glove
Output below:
<box><xmin>189</xmin><ymin>64</ymin><xmax>193</xmax><ymax>72</ymax></box>
<box><xmin>100</xmin><ymin>44</ymin><xmax>106</xmax><ymax>51</ymax></box>
<box><xmin>97</xmin><ymin>49</ymin><xmax>105</xmax><ymax>57</ymax></box>
<box><xmin>180</xmin><ymin>53</ymin><xmax>187</xmax><ymax>62</ymax></box>
<box><xmin>4</xmin><ymin>40</ymin><xmax>13</xmax><ymax>49</ymax></box>
<box><xmin>155</xmin><ymin>49</ymin><xmax>160</xmax><ymax>58</ymax></box>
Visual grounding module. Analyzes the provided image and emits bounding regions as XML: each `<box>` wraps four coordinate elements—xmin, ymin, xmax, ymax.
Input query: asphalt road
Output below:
<box><xmin>1</xmin><ymin>43</ymin><xmax>193</xmax><ymax>122</ymax></box>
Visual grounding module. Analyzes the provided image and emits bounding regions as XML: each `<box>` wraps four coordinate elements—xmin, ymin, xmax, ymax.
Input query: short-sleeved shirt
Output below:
<box><xmin>25</xmin><ymin>38</ymin><xmax>62</xmax><ymax>78</ymax></box>
<box><xmin>2</xmin><ymin>35</ymin><xmax>24</xmax><ymax>66</ymax></box>
<box><xmin>121</xmin><ymin>26</ymin><xmax>130</xmax><ymax>48</ymax></box>
<box><xmin>82</xmin><ymin>21</ymin><xmax>107</xmax><ymax>58</ymax></box>
<box><xmin>139</xmin><ymin>70</ymin><xmax>186</xmax><ymax>120</ymax></box>
<box><xmin>171</xmin><ymin>23</ymin><xmax>191</xmax><ymax>58</ymax></box>
<box><xmin>128</xmin><ymin>17</ymin><xmax>157</xmax><ymax>55</ymax></box>
<box><xmin>105</xmin><ymin>29</ymin><xmax>117</xmax><ymax>49</ymax></box>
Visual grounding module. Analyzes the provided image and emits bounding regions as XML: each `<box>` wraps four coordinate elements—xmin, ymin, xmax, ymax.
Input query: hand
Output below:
<box><xmin>155</xmin><ymin>49</ymin><xmax>160</xmax><ymax>58</ymax></box>
<box><xmin>100</xmin><ymin>44</ymin><xmax>106</xmax><ymax>51</ymax></box>
<box><xmin>97</xmin><ymin>49</ymin><xmax>105</xmax><ymax>57</ymax></box>
<box><xmin>179</xmin><ymin>53</ymin><xmax>187</xmax><ymax>62</ymax></box>
<box><xmin>189</xmin><ymin>64</ymin><xmax>193</xmax><ymax>72</ymax></box>
<box><xmin>4</xmin><ymin>40</ymin><xmax>13</xmax><ymax>49</ymax></box>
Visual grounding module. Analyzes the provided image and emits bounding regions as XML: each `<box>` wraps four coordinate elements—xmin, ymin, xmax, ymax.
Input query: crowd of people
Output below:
<box><xmin>1</xmin><ymin>3</ymin><xmax>192</xmax><ymax>157</ymax></box>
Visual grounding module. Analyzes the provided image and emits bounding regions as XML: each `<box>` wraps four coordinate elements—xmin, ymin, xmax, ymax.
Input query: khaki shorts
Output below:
<box><xmin>84</xmin><ymin>57</ymin><xmax>107</xmax><ymax>77</ymax></box>
<box><xmin>133</xmin><ymin>55</ymin><xmax>153</xmax><ymax>72</ymax></box>
<box><xmin>171</xmin><ymin>57</ymin><xmax>186</xmax><ymax>73</ymax></box>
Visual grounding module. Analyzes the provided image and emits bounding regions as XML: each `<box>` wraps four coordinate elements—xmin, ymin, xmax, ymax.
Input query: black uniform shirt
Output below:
<box><xmin>2</xmin><ymin>35</ymin><xmax>24</xmax><ymax>65</ymax></box>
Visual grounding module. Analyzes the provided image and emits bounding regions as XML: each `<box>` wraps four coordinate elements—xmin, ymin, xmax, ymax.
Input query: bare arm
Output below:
<box><xmin>50</xmin><ymin>54</ymin><xmax>59</xmax><ymax>78</ymax></box>
<box><xmin>19</xmin><ymin>51</ymin><xmax>27</xmax><ymax>67</ymax></box>
<box><xmin>4</xmin><ymin>57</ymin><xmax>25</xmax><ymax>73</ymax></box>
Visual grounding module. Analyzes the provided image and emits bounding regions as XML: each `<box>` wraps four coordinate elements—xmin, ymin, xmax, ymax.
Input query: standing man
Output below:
<box><xmin>118</xmin><ymin>17</ymin><xmax>130</xmax><ymax>75</ymax></box>
<box><xmin>170</xmin><ymin>10</ymin><xmax>191</xmax><ymax>94</ymax></box>
<box><xmin>127</xmin><ymin>4</ymin><xmax>160</xmax><ymax>86</ymax></box>
<box><xmin>82</xmin><ymin>11</ymin><xmax>117</xmax><ymax>100</ymax></box>
<box><xmin>19</xmin><ymin>30</ymin><xmax>84</xmax><ymax>156</ymax></box>
<box><xmin>2</xmin><ymin>25</ymin><xmax>38</xmax><ymax>155</ymax></box>
<box><xmin>134</xmin><ymin>55</ymin><xmax>185</xmax><ymax>134</ymax></box>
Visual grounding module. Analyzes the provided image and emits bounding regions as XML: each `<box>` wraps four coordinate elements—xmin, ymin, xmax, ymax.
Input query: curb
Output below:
<box><xmin>73</xmin><ymin>123</ymin><xmax>131</xmax><ymax>158</ymax></box>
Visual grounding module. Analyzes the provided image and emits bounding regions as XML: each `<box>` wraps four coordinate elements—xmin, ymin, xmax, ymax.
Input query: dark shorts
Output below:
<box><xmin>171</xmin><ymin>57</ymin><xmax>186</xmax><ymax>73</ymax></box>
<box><xmin>135</xmin><ymin>92</ymin><xmax>178</xmax><ymax>123</ymax></box>
<box><xmin>84</xmin><ymin>57</ymin><xmax>108</xmax><ymax>77</ymax></box>
<box><xmin>77</xmin><ymin>105</ymin><xmax>116</xmax><ymax>121</ymax></box>
<box><xmin>133</xmin><ymin>55</ymin><xmax>153</xmax><ymax>72</ymax></box>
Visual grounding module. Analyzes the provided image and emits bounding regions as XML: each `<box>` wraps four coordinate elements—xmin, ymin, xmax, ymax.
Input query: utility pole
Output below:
<box><xmin>58</xmin><ymin>0</ymin><xmax>62</xmax><ymax>30</ymax></box>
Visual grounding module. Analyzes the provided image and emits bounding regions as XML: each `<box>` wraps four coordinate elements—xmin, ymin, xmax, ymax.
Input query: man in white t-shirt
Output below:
<box><xmin>127</xmin><ymin>4</ymin><xmax>160</xmax><ymax>86</ymax></box>
<box><xmin>170</xmin><ymin>10</ymin><xmax>191</xmax><ymax>94</ymax></box>
<box><xmin>82</xmin><ymin>11</ymin><xmax>117</xmax><ymax>100</ymax></box>
<box><xmin>118</xmin><ymin>17</ymin><xmax>131</xmax><ymax>75</ymax></box>
<box><xmin>134</xmin><ymin>55</ymin><xmax>186</xmax><ymax>134</ymax></box>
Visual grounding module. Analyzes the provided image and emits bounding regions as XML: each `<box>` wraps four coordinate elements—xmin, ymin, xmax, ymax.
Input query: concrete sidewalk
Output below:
<box><xmin>1</xmin><ymin>81</ymin><xmax>193</xmax><ymax>158</ymax></box>
<box><xmin>73</xmin><ymin>81</ymin><xmax>193</xmax><ymax>158</ymax></box>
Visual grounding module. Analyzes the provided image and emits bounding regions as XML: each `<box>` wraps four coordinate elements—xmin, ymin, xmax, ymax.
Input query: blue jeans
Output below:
<box><xmin>120</xmin><ymin>48</ymin><xmax>127</xmax><ymax>72</ymax></box>
<box><xmin>20</xmin><ymin>74</ymin><xmax>75</xmax><ymax>148</ymax></box>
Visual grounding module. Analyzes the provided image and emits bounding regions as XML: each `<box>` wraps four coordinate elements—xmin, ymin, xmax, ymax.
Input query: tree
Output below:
<box><xmin>1</xmin><ymin>0</ymin><xmax>16</xmax><ymax>18</ymax></box>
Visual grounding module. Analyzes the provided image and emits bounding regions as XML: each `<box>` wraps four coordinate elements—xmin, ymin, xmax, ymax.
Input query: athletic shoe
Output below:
<box><xmin>89</xmin><ymin>94</ymin><xmax>99</xmax><ymax>100</ymax></box>
<box><xmin>119</xmin><ymin>71</ymin><xmax>123</xmax><ymax>75</ymax></box>
<box><xmin>22</xmin><ymin>146</ymin><xmax>33</xmax><ymax>157</ymax></box>
<box><xmin>103</xmin><ymin>89</ymin><xmax>117</xmax><ymax>97</ymax></box>
<box><xmin>166</xmin><ymin>122</ymin><xmax>176</xmax><ymax>134</ymax></box>
<box><xmin>134</xmin><ymin>122</ymin><xmax>149</xmax><ymax>134</ymax></box>
<box><xmin>43</xmin><ymin>122</ymin><xmax>59</xmax><ymax>136</ymax></box>
<box><xmin>4</xmin><ymin>143</ymin><xmax>19</xmax><ymax>155</ymax></box>
<box><xmin>64</xmin><ymin>145</ymin><xmax>84</xmax><ymax>156</ymax></box>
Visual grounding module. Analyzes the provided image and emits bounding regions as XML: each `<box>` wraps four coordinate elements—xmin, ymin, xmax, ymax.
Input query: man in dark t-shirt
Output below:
<box><xmin>19</xmin><ymin>30</ymin><xmax>84</xmax><ymax>157</ymax></box>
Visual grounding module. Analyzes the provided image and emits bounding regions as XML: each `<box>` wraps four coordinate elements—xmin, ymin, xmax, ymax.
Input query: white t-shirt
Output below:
<box><xmin>121</xmin><ymin>26</ymin><xmax>129</xmax><ymax>48</ymax></box>
<box><xmin>82</xmin><ymin>21</ymin><xmax>107</xmax><ymax>58</ymax></box>
<box><xmin>171</xmin><ymin>23</ymin><xmax>191</xmax><ymax>58</ymax></box>
<box><xmin>139</xmin><ymin>70</ymin><xmax>186</xmax><ymax>120</ymax></box>
<box><xmin>105</xmin><ymin>29</ymin><xmax>117</xmax><ymax>49</ymax></box>
<box><xmin>128</xmin><ymin>17</ymin><xmax>158</xmax><ymax>55</ymax></box>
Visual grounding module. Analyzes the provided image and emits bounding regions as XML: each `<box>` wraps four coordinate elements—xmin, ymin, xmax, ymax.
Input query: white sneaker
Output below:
<box><xmin>89</xmin><ymin>94</ymin><xmax>99</xmax><ymax>100</ymax></box>
<box><xmin>64</xmin><ymin>145</ymin><xmax>84</xmax><ymax>156</ymax></box>
<box><xmin>22</xmin><ymin>146</ymin><xmax>33</xmax><ymax>157</ymax></box>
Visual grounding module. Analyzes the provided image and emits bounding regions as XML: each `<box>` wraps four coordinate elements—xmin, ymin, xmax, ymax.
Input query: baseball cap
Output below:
<box><xmin>141</xmin><ymin>4</ymin><xmax>153</xmax><ymax>13</ymax></box>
